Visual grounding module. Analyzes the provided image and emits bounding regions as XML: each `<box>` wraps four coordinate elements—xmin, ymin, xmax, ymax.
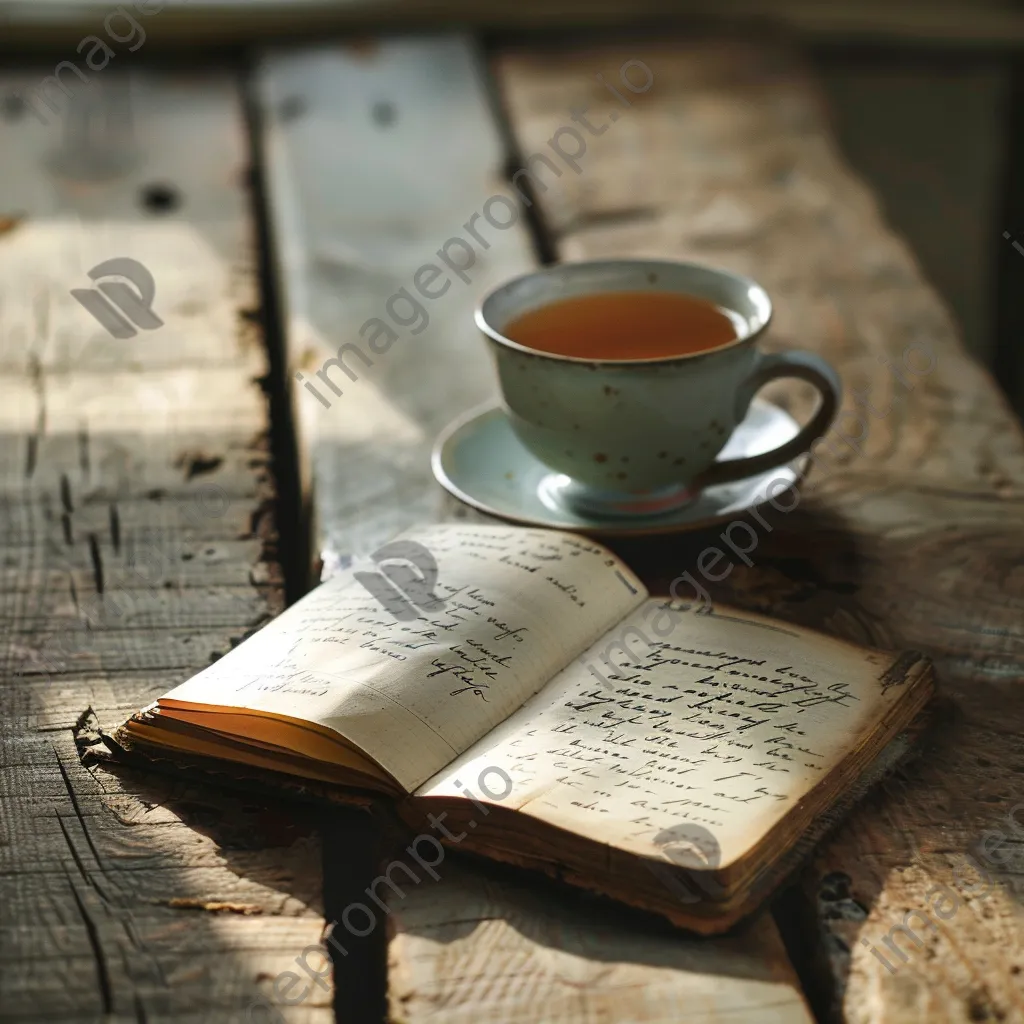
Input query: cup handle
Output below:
<box><xmin>691</xmin><ymin>351</ymin><xmax>842</xmax><ymax>490</ymax></box>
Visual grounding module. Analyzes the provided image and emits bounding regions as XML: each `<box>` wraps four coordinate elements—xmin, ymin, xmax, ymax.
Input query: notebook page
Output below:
<box><xmin>417</xmin><ymin>599</ymin><xmax>928</xmax><ymax>866</ymax></box>
<box><xmin>157</xmin><ymin>525</ymin><xmax>646</xmax><ymax>792</ymax></box>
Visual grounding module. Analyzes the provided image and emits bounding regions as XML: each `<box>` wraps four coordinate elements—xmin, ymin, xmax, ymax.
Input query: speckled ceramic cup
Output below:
<box><xmin>476</xmin><ymin>259</ymin><xmax>841</xmax><ymax>516</ymax></box>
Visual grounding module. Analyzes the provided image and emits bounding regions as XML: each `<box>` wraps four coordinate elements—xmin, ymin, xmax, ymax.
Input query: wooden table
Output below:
<box><xmin>2</xmin><ymin>32</ymin><xmax>1023</xmax><ymax>1024</ymax></box>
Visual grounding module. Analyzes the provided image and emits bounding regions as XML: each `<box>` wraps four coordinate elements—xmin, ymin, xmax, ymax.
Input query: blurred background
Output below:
<box><xmin>3</xmin><ymin>0</ymin><xmax>1022</xmax><ymax>418</ymax></box>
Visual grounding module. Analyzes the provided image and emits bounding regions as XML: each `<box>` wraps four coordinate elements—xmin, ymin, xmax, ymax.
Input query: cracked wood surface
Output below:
<box><xmin>0</xmin><ymin>72</ymin><xmax>329</xmax><ymax>1021</ymax></box>
<box><xmin>495</xmin><ymin>39</ymin><xmax>1024</xmax><ymax>1022</ymax></box>
<box><xmin>257</xmin><ymin>34</ymin><xmax>813</xmax><ymax>1024</ymax></box>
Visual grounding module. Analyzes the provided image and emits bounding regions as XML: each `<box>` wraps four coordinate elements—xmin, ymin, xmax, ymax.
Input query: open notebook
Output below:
<box><xmin>116</xmin><ymin>524</ymin><xmax>933</xmax><ymax>933</ymax></box>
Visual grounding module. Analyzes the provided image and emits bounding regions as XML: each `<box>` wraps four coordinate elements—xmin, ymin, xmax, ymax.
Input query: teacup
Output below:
<box><xmin>475</xmin><ymin>259</ymin><xmax>841</xmax><ymax>516</ymax></box>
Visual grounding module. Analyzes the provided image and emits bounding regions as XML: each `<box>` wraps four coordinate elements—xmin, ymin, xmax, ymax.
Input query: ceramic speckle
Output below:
<box><xmin>475</xmin><ymin>258</ymin><xmax>839</xmax><ymax>495</ymax></box>
<box><xmin>432</xmin><ymin>398</ymin><xmax>809</xmax><ymax>536</ymax></box>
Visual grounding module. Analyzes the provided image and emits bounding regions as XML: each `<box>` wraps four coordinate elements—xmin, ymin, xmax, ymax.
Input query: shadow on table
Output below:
<box><xmin>89</xmin><ymin>755</ymin><xmax>390</xmax><ymax>1023</ymax></box>
<box><xmin>607</xmin><ymin>498</ymin><xmax>885</xmax><ymax>648</ymax></box>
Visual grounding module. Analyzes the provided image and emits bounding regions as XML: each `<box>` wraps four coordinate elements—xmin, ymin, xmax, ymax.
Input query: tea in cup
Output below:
<box><xmin>475</xmin><ymin>259</ymin><xmax>840</xmax><ymax>515</ymax></box>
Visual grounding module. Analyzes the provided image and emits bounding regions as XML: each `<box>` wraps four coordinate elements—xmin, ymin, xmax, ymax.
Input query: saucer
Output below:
<box><xmin>432</xmin><ymin>398</ymin><xmax>809</xmax><ymax>536</ymax></box>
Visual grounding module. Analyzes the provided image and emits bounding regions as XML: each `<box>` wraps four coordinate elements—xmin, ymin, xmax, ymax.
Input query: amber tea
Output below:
<box><xmin>503</xmin><ymin>290</ymin><xmax>740</xmax><ymax>361</ymax></box>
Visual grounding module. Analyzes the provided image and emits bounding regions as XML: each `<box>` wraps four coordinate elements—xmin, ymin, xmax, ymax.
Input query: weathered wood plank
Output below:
<box><xmin>255</xmin><ymin>36</ymin><xmax>534</xmax><ymax>562</ymax></box>
<box><xmin>0</xmin><ymin>71</ymin><xmax>330</xmax><ymax>1021</ymax></box>
<box><xmin>495</xmin><ymin>39</ymin><xmax>1024</xmax><ymax>1023</ymax></box>
<box><xmin>256</xmin><ymin>34</ymin><xmax>814</xmax><ymax>1024</ymax></box>
<box><xmin>388</xmin><ymin>862</ymin><xmax>812</xmax><ymax>1024</ymax></box>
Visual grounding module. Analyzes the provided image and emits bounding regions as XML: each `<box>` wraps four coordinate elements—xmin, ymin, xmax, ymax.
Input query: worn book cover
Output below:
<box><xmin>115</xmin><ymin>524</ymin><xmax>934</xmax><ymax>933</ymax></box>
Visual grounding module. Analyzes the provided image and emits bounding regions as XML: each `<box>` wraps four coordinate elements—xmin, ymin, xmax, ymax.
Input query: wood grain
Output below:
<box><xmin>254</xmin><ymin>36</ymin><xmax>534</xmax><ymax>565</ymax></box>
<box><xmin>255</xmin><ymin>35</ymin><xmax>815</xmax><ymax>1024</ymax></box>
<box><xmin>495</xmin><ymin>39</ymin><xmax>1024</xmax><ymax>1023</ymax></box>
<box><xmin>0</xmin><ymin>72</ymin><xmax>330</xmax><ymax>1021</ymax></box>
<box><xmin>388</xmin><ymin>862</ymin><xmax>813</xmax><ymax>1024</ymax></box>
